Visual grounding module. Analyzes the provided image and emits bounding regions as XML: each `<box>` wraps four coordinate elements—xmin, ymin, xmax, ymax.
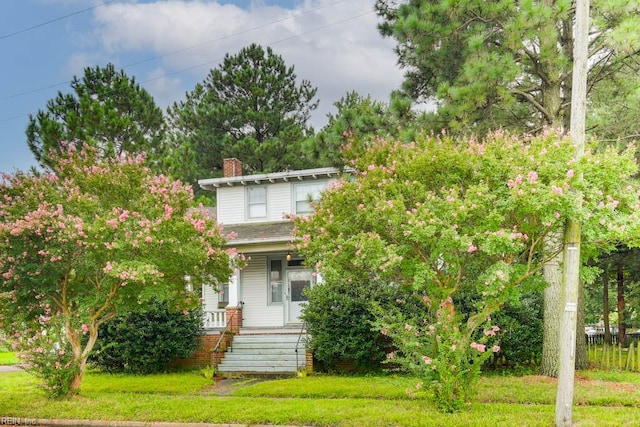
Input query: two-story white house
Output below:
<box><xmin>197</xmin><ymin>158</ymin><xmax>346</xmax><ymax>331</ymax></box>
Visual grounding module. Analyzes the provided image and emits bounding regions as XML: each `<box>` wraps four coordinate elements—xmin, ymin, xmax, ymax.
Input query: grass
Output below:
<box><xmin>0</xmin><ymin>351</ymin><xmax>20</xmax><ymax>365</ymax></box>
<box><xmin>0</xmin><ymin>369</ymin><xmax>638</xmax><ymax>426</ymax></box>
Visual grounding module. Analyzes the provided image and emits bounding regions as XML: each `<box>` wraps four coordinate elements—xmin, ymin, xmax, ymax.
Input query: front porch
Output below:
<box><xmin>196</xmin><ymin>302</ymin><xmax>312</xmax><ymax>374</ymax></box>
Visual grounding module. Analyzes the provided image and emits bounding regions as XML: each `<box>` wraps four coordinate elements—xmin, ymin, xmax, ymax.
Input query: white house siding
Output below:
<box><xmin>240</xmin><ymin>254</ymin><xmax>285</xmax><ymax>328</ymax></box>
<box><xmin>202</xmin><ymin>284</ymin><xmax>218</xmax><ymax>311</ymax></box>
<box><xmin>266</xmin><ymin>182</ymin><xmax>293</xmax><ymax>222</ymax></box>
<box><xmin>217</xmin><ymin>183</ymin><xmax>291</xmax><ymax>225</ymax></box>
<box><xmin>216</xmin><ymin>186</ymin><xmax>245</xmax><ymax>225</ymax></box>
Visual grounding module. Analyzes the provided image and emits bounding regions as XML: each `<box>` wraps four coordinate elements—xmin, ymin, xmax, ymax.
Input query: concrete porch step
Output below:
<box><xmin>216</xmin><ymin>332</ymin><xmax>308</xmax><ymax>374</ymax></box>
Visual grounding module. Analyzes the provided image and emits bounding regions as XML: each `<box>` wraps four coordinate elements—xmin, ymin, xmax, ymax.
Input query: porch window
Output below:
<box><xmin>294</xmin><ymin>182</ymin><xmax>326</xmax><ymax>215</ymax></box>
<box><xmin>218</xmin><ymin>283</ymin><xmax>229</xmax><ymax>308</ymax></box>
<box><xmin>247</xmin><ymin>186</ymin><xmax>267</xmax><ymax>218</ymax></box>
<box><xmin>269</xmin><ymin>259</ymin><xmax>283</xmax><ymax>304</ymax></box>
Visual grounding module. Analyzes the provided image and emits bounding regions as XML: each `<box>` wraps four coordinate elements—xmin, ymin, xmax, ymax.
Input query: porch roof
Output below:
<box><xmin>198</xmin><ymin>166</ymin><xmax>350</xmax><ymax>190</ymax></box>
<box><xmin>223</xmin><ymin>221</ymin><xmax>294</xmax><ymax>246</ymax></box>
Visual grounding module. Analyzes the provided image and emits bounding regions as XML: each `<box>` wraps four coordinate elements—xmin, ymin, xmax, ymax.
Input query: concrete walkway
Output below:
<box><xmin>0</xmin><ymin>364</ymin><xmax>20</xmax><ymax>372</ymax></box>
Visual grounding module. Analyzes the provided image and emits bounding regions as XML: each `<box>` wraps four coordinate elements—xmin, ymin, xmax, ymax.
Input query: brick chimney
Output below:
<box><xmin>223</xmin><ymin>158</ymin><xmax>243</xmax><ymax>177</ymax></box>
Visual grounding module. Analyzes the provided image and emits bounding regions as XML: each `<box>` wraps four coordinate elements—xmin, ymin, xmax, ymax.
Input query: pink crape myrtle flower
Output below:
<box><xmin>470</xmin><ymin>342</ymin><xmax>486</xmax><ymax>353</ymax></box>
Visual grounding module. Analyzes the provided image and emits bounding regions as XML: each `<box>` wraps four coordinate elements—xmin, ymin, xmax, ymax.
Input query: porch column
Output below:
<box><xmin>225</xmin><ymin>268</ymin><xmax>242</xmax><ymax>333</ymax></box>
<box><xmin>227</xmin><ymin>268</ymin><xmax>239</xmax><ymax>306</ymax></box>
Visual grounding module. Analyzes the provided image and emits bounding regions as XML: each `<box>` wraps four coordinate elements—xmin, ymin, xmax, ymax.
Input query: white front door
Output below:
<box><xmin>287</xmin><ymin>269</ymin><xmax>312</xmax><ymax>323</ymax></box>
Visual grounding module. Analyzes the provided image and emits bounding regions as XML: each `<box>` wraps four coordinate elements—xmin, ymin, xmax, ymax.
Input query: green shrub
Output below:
<box><xmin>91</xmin><ymin>300</ymin><xmax>203</xmax><ymax>374</ymax></box>
<box><xmin>302</xmin><ymin>279</ymin><xmax>421</xmax><ymax>372</ymax></box>
<box><xmin>490</xmin><ymin>291</ymin><xmax>543</xmax><ymax>368</ymax></box>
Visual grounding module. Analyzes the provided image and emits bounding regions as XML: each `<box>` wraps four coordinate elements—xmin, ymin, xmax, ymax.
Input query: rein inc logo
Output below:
<box><xmin>1</xmin><ymin>418</ymin><xmax>38</xmax><ymax>426</ymax></box>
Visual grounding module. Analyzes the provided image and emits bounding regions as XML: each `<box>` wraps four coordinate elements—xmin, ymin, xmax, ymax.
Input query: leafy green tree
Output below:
<box><xmin>167</xmin><ymin>43</ymin><xmax>319</xmax><ymax>188</ymax></box>
<box><xmin>295</xmin><ymin>130</ymin><xmax>640</xmax><ymax>411</ymax></box>
<box><xmin>27</xmin><ymin>63</ymin><xmax>166</xmax><ymax>169</ymax></box>
<box><xmin>375</xmin><ymin>0</ymin><xmax>640</xmax><ymax>376</ymax></box>
<box><xmin>0</xmin><ymin>143</ymin><xmax>234</xmax><ymax>396</ymax></box>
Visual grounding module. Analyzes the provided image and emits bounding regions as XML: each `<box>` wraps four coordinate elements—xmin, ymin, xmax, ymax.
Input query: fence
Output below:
<box><xmin>587</xmin><ymin>342</ymin><xmax>640</xmax><ymax>372</ymax></box>
<box><xmin>585</xmin><ymin>332</ymin><xmax>640</xmax><ymax>346</ymax></box>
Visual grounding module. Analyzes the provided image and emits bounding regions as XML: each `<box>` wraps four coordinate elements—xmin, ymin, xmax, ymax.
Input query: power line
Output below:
<box><xmin>0</xmin><ymin>6</ymin><xmax>375</xmax><ymax>125</ymax></box>
<box><xmin>1</xmin><ymin>0</ymin><xmax>350</xmax><ymax>102</ymax></box>
<box><xmin>141</xmin><ymin>9</ymin><xmax>375</xmax><ymax>85</ymax></box>
<box><xmin>124</xmin><ymin>0</ymin><xmax>351</xmax><ymax>69</ymax></box>
<box><xmin>0</xmin><ymin>1</ymin><xmax>113</xmax><ymax>41</ymax></box>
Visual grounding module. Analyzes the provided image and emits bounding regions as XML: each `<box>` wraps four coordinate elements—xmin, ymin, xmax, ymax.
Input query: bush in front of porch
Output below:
<box><xmin>302</xmin><ymin>277</ymin><xmax>422</xmax><ymax>372</ymax></box>
<box><xmin>90</xmin><ymin>299</ymin><xmax>203</xmax><ymax>374</ymax></box>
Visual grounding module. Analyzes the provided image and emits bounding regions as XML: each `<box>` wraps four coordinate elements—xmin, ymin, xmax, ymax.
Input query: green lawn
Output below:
<box><xmin>0</xmin><ymin>351</ymin><xmax>19</xmax><ymax>365</ymax></box>
<box><xmin>0</xmin><ymin>370</ymin><xmax>638</xmax><ymax>426</ymax></box>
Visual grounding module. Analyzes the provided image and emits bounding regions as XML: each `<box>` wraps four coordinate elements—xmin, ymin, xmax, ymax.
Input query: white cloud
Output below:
<box><xmin>142</xmin><ymin>67</ymin><xmax>186</xmax><ymax>109</ymax></box>
<box><xmin>88</xmin><ymin>0</ymin><xmax>403</xmax><ymax>128</ymax></box>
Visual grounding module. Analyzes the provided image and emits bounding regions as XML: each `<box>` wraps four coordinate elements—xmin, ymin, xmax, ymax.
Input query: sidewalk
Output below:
<box><xmin>0</xmin><ymin>364</ymin><xmax>20</xmax><ymax>372</ymax></box>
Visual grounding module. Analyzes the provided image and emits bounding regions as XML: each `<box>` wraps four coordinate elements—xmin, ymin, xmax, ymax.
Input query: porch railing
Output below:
<box><xmin>295</xmin><ymin>321</ymin><xmax>307</xmax><ymax>371</ymax></box>
<box><xmin>203</xmin><ymin>309</ymin><xmax>227</xmax><ymax>329</ymax></box>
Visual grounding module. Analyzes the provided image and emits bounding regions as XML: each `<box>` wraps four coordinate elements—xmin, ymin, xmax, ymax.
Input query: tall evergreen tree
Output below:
<box><xmin>167</xmin><ymin>43</ymin><xmax>319</xmax><ymax>189</ymax></box>
<box><xmin>305</xmin><ymin>91</ymin><xmax>412</xmax><ymax>167</ymax></box>
<box><xmin>376</xmin><ymin>0</ymin><xmax>640</xmax><ymax>135</ymax></box>
<box><xmin>27</xmin><ymin>63</ymin><xmax>166</xmax><ymax>169</ymax></box>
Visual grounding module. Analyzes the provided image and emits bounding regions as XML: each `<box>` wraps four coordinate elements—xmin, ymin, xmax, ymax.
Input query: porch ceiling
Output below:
<box><xmin>222</xmin><ymin>221</ymin><xmax>294</xmax><ymax>246</ymax></box>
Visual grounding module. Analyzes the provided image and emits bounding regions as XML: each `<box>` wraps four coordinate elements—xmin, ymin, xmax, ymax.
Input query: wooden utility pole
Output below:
<box><xmin>555</xmin><ymin>0</ymin><xmax>589</xmax><ymax>425</ymax></box>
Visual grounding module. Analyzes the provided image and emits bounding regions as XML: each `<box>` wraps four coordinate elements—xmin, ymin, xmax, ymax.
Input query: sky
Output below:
<box><xmin>0</xmin><ymin>0</ymin><xmax>404</xmax><ymax>174</ymax></box>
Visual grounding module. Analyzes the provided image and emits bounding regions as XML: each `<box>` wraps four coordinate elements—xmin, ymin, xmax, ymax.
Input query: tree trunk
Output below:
<box><xmin>66</xmin><ymin>322</ymin><xmax>100</xmax><ymax>395</ymax></box>
<box><xmin>541</xmin><ymin>234</ymin><xmax>563</xmax><ymax>377</ymax></box>
<box><xmin>575</xmin><ymin>281</ymin><xmax>588</xmax><ymax>369</ymax></box>
<box><xmin>617</xmin><ymin>263</ymin><xmax>626</xmax><ymax>346</ymax></box>
<box><xmin>69</xmin><ymin>367</ymin><xmax>85</xmax><ymax>394</ymax></box>
<box><xmin>603</xmin><ymin>269</ymin><xmax>611</xmax><ymax>345</ymax></box>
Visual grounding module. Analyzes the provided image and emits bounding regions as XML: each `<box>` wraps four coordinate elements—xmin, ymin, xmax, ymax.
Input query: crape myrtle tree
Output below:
<box><xmin>375</xmin><ymin>0</ymin><xmax>640</xmax><ymax>376</ymax></box>
<box><xmin>166</xmin><ymin>43</ymin><xmax>319</xmax><ymax>192</ymax></box>
<box><xmin>0</xmin><ymin>144</ymin><xmax>234</xmax><ymax>397</ymax></box>
<box><xmin>294</xmin><ymin>130</ymin><xmax>640</xmax><ymax>412</ymax></box>
<box><xmin>27</xmin><ymin>63</ymin><xmax>166</xmax><ymax>170</ymax></box>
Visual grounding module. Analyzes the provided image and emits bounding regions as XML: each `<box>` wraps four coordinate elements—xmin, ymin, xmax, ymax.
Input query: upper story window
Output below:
<box><xmin>294</xmin><ymin>182</ymin><xmax>327</xmax><ymax>215</ymax></box>
<box><xmin>247</xmin><ymin>186</ymin><xmax>267</xmax><ymax>219</ymax></box>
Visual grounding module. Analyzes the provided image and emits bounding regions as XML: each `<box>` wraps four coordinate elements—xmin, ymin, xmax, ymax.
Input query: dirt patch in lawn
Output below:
<box><xmin>200</xmin><ymin>377</ymin><xmax>265</xmax><ymax>396</ymax></box>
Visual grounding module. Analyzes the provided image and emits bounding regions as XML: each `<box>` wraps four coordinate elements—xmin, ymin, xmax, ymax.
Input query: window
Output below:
<box><xmin>294</xmin><ymin>182</ymin><xmax>326</xmax><ymax>214</ymax></box>
<box><xmin>269</xmin><ymin>259</ymin><xmax>283</xmax><ymax>304</ymax></box>
<box><xmin>247</xmin><ymin>186</ymin><xmax>267</xmax><ymax>218</ymax></box>
<box><xmin>218</xmin><ymin>283</ymin><xmax>229</xmax><ymax>303</ymax></box>
<box><xmin>217</xmin><ymin>283</ymin><xmax>229</xmax><ymax>309</ymax></box>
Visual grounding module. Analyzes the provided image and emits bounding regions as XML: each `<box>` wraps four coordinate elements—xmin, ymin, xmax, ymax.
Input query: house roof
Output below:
<box><xmin>198</xmin><ymin>167</ymin><xmax>348</xmax><ymax>190</ymax></box>
<box><xmin>222</xmin><ymin>221</ymin><xmax>295</xmax><ymax>246</ymax></box>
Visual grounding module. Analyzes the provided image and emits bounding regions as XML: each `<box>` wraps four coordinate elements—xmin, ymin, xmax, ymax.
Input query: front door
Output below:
<box><xmin>287</xmin><ymin>269</ymin><xmax>313</xmax><ymax>323</ymax></box>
